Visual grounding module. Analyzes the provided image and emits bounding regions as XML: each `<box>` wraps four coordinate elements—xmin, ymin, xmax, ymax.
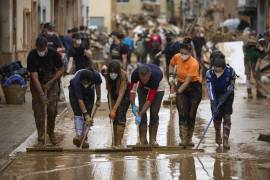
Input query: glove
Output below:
<box><xmin>40</xmin><ymin>94</ymin><xmax>48</xmax><ymax>105</ymax></box>
<box><xmin>227</xmin><ymin>84</ymin><xmax>234</xmax><ymax>92</ymax></box>
<box><xmin>110</xmin><ymin>109</ymin><xmax>117</xmax><ymax>119</ymax></box>
<box><xmin>169</xmin><ymin>75</ymin><xmax>175</xmax><ymax>86</ymax></box>
<box><xmin>135</xmin><ymin>115</ymin><xmax>141</xmax><ymax>125</ymax></box>
<box><xmin>132</xmin><ymin>105</ymin><xmax>139</xmax><ymax>116</ymax></box>
<box><xmin>85</xmin><ymin>115</ymin><xmax>93</xmax><ymax>126</ymax></box>
<box><xmin>95</xmin><ymin>99</ymin><xmax>101</xmax><ymax>107</ymax></box>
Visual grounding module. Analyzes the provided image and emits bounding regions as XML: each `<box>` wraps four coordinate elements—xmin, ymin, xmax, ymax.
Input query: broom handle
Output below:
<box><xmin>196</xmin><ymin>116</ymin><xmax>214</xmax><ymax>149</ymax></box>
<box><xmin>80</xmin><ymin>105</ymin><xmax>98</xmax><ymax>148</ymax></box>
<box><xmin>108</xmin><ymin>93</ymin><xmax>115</xmax><ymax>146</ymax></box>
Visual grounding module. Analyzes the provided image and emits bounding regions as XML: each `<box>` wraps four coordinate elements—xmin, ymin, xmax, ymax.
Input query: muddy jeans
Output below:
<box><xmin>30</xmin><ymin>82</ymin><xmax>59</xmax><ymax>136</ymax></box>
<box><xmin>111</xmin><ymin>91</ymin><xmax>130</xmax><ymax>125</ymax></box>
<box><xmin>138</xmin><ymin>87</ymin><xmax>164</xmax><ymax>126</ymax></box>
<box><xmin>176</xmin><ymin>82</ymin><xmax>202</xmax><ymax>127</ymax></box>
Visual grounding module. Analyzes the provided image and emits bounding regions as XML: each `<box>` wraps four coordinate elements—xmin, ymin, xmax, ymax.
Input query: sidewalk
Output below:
<box><xmin>0</xmin><ymin>90</ymin><xmax>35</xmax><ymax>168</ymax></box>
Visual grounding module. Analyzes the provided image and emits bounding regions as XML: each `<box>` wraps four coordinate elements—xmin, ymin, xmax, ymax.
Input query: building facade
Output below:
<box><xmin>0</xmin><ymin>0</ymin><xmax>39</xmax><ymax>66</ymax></box>
<box><xmin>89</xmin><ymin>0</ymin><xmax>116</xmax><ymax>33</ymax></box>
<box><xmin>117</xmin><ymin>0</ymin><xmax>160</xmax><ymax>16</ymax></box>
<box><xmin>238</xmin><ymin>0</ymin><xmax>270</xmax><ymax>34</ymax></box>
<box><xmin>0</xmin><ymin>0</ymin><xmax>89</xmax><ymax>67</ymax></box>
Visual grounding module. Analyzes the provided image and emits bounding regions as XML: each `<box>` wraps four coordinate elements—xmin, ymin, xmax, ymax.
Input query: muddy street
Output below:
<box><xmin>0</xmin><ymin>85</ymin><xmax>269</xmax><ymax>180</ymax></box>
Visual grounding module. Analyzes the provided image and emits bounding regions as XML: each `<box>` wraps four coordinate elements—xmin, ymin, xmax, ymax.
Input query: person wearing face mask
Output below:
<box><xmin>109</xmin><ymin>32</ymin><xmax>128</xmax><ymax>70</ymax></box>
<box><xmin>130</xmin><ymin>64</ymin><xmax>165</xmax><ymax>146</ymax></box>
<box><xmin>41</xmin><ymin>23</ymin><xmax>64</xmax><ymax>52</ymax></box>
<box><xmin>27</xmin><ymin>36</ymin><xmax>64</xmax><ymax>145</ymax></box>
<box><xmin>101</xmin><ymin>60</ymin><xmax>130</xmax><ymax>147</ymax></box>
<box><xmin>206</xmin><ymin>54</ymin><xmax>236</xmax><ymax>149</ymax></box>
<box><xmin>169</xmin><ymin>42</ymin><xmax>202</xmax><ymax>147</ymax></box>
<box><xmin>68</xmin><ymin>33</ymin><xmax>92</xmax><ymax>73</ymax></box>
<box><xmin>69</xmin><ymin>69</ymin><xmax>102</xmax><ymax>148</ymax></box>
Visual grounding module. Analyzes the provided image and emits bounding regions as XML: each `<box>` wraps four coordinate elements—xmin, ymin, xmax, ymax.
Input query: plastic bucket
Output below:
<box><xmin>2</xmin><ymin>84</ymin><xmax>27</xmax><ymax>104</ymax></box>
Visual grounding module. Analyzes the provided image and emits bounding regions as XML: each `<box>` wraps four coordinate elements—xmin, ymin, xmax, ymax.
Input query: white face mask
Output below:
<box><xmin>76</xmin><ymin>39</ymin><xmax>82</xmax><ymax>45</ymax></box>
<box><xmin>37</xmin><ymin>50</ymin><xmax>46</xmax><ymax>57</ymax></box>
<box><xmin>82</xmin><ymin>83</ymin><xmax>90</xmax><ymax>88</ymax></box>
<box><xmin>109</xmin><ymin>38</ymin><xmax>113</xmax><ymax>44</ymax></box>
<box><xmin>109</xmin><ymin>73</ymin><xmax>118</xmax><ymax>80</ymax></box>
<box><xmin>181</xmin><ymin>54</ymin><xmax>190</xmax><ymax>61</ymax></box>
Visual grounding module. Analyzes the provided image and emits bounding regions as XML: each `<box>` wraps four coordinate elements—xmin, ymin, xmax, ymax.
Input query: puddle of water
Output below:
<box><xmin>1</xmin><ymin>153</ymin><xmax>269</xmax><ymax>180</ymax></box>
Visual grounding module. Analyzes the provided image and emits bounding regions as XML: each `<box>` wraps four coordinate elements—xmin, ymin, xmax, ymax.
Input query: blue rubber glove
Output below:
<box><xmin>135</xmin><ymin>115</ymin><xmax>141</xmax><ymax>125</ymax></box>
<box><xmin>132</xmin><ymin>105</ymin><xmax>139</xmax><ymax>116</ymax></box>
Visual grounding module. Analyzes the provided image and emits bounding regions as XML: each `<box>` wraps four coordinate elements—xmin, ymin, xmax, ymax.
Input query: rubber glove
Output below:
<box><xmin>135</xmin><ymin>115</ymin><xmax>141</xmax><ymax>125</ymax></box>
<box><xmin>132</xmin><ymin>105</ymin><xmax>139</xmax><ymax>116</ymax></box>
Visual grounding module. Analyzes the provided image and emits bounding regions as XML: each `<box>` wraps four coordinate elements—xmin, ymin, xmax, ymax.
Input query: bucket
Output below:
<box><xmin>2</xmin><ymin>84</ymin><xmax>27</xmax><ymax>104</ymax></box>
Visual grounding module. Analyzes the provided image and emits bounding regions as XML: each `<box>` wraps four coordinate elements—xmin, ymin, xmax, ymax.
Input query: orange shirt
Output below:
<box><xmin>170</xmin><ymin>53</ymin><xmax>200</xmax><ymax>83</ymax></box>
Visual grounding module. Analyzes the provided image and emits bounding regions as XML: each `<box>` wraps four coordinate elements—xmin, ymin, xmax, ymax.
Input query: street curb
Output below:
<box><xmin>0</xmin><ymin>156</ymin><xmax>16</xmax><ymax>175</ymax></box>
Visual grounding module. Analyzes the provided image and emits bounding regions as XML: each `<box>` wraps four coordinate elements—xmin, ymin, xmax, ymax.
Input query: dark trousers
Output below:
<box><xmin>138</xmin><ymin>87</ymin><xmax>164</xmax><ymax>126</ymax></box>
<box><xmin>176</xmin><ymin>82</ymin><xmax>202</xmax><ymax>127</ymax></box>
<box><xmin>30</xmin><ymin>82</ymin><xmax>59</xmax><ymax>136</ymax></box>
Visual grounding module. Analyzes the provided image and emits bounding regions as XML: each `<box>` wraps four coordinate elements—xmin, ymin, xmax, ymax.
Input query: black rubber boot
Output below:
<box><xmin>149</xmin><ymin>124</ymin><xmax>159</xmax><ymax>147</ymax></box>
<box><xmin>139</xmin><ymin>125</ymin><xmax>148</xmax><ymax>145</ymax></box>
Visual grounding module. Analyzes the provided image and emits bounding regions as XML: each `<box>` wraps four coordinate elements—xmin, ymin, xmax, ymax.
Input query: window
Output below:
<box><xmin>117</xmin><ymin>0</ymin><xmax>129</xmax><ymax>2</ymax></box>
<box><xmin>90</xmin><ymin>17</ymin><xmax>104</xmax><ymax>27</ymax></box>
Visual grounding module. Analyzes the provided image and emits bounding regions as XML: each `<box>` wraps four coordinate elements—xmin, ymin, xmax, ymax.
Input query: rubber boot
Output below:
<box><xmin>37</xmin><ymin>131</ymin><xmax>44</xmax><ymax>144</ymax></box>
<box><xmin>179</xmin><ymin>125</ymin><xmax>188</xmax><ymax>147</ymax></box>
<box><xmin>223</xmin><ymin>115</ymin><xmax>231</xmax><ymax>150</ymax></box>
<box><xmin>247</xmin><ymin>88</ymin><xmax>253</xmax><ymax>99</ymax></box>
<box><xmin>214</xmin><ymin>121</ymin><xmax>222</xmax><ymax>145</ymax></box>
<box><xmin>115</xmin><ymin>124</ymin><xmax>125</xmax><ymax>147</ymax></box>
<box><xmin>149</xmin><ymin>124</ymin><xmax>159</xmax><ymax>147</ymax></box>
<box><xmin>48</xmin><ymin>131</ymin><xmax>57</xmax><ymax>145</ymax></box>
<box><xmin>178</xmin><ymin>126</ymin><xmax>183</xmax><ymax>145</ymax></box>
<box><xmin>113</xmin><ymin>123</ymin><xmax>117</xmax><ymax>146</ymax></box>
<box><xmin>139</xmin><ymin>125</ymin><xmax>148</xmax><ymax>145</ymax></box>
<box><xmin>186</xmin><ymin>126</ymin><xmax>195</xmax><ymax>147</ymax></box>
<box><xmin>73</xmin><ymin>135</ymin><xmax>82</xmax><ymax>147</ymax></box>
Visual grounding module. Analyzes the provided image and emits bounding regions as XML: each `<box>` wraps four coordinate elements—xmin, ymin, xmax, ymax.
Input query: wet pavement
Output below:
<box><xmin>0</xmin><ymin>84</ymin><xmax>270</xmax><ymax>179</ymax></box>
<box><xmin>0</xmin><ymin>91</ymin><xmax>36</xmax><ymax>169</ymax></box>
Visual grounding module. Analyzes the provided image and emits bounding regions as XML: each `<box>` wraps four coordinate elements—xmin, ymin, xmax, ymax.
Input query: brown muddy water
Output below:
<box><xmin>0</xmin><ymin>86</ymin><xmax>269</xmax><ymax>180</ymax></box>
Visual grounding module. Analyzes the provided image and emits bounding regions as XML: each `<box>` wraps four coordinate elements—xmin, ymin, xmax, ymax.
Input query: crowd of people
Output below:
<box><xmin>26</xmin><ymin>20</ymin><xmax>270</xmax><ymax>150</ymax></box>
